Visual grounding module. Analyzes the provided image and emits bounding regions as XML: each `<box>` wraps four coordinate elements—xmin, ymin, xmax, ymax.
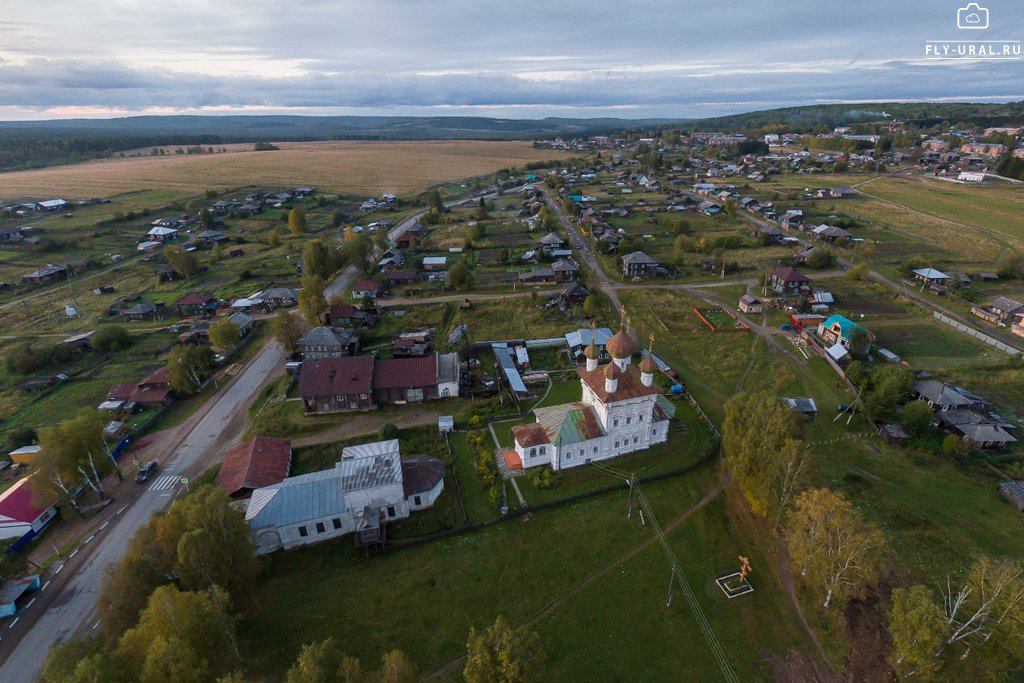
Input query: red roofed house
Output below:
<box><xmin>173</xmin><ymin>291</ymin><xmax>216</xmax><ymax>317</ymax></box>
<box><xmin>299</xmin><ymin>356</ymin><xmax>376</xmax><ymax>414</ymax></box>
<box><xmin>216</xmin><ymin>436</ymin><xmax>292</xmax><ymax>500</ymax></box>
<box><xmin>299</xmin><ymin>352</ymin><xmax>461</xmax><ymax>414</ymax></box>
<box><xmin>0</xmin><ymin>478</ymin><xmax>58</xmax><ymax>543</ymax></box>
<box><xmin>509</xmin><ymin>318</ymin><xmax>675</xmax><ymax>471</ymax></box>
<box><xmin>351</xmin><ymin>280</ymin><xmax>382</xmax><ymax>300</ymax></box>
<box><xmin>107</xmin><ymin>366</ymin><xmax>173</xmax><ymax>409</ymax></box>
<box><xmin>768</xmin><ymin>267</ymin><xmax>811</xmax><ymax>295</ymax></box>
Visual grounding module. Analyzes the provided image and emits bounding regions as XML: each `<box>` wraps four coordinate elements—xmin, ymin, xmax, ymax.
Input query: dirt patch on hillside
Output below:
<box><xmin>844</xmin><ymin>596</ymin><xmax>898</xmax><ymax>683</ymax></box>
<box><xmin>760</xmin><ymin>649</ymin><xmax>837</xmax><ymax>683</ymax></box>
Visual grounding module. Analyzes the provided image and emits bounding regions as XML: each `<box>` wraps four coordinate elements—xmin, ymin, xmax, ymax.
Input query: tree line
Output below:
<box><xmin>0</xmin><ymin>134</ymin><xmax>224</xmax><ymax>172</ymax></box>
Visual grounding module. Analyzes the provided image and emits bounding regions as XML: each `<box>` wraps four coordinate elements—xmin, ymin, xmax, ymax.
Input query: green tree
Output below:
<box><xmin>199</xmin><ymin>208</ymin><xmax>215</xmax><ymax>230</ymax></box>
<box><xmin>37</xmin><ymin>412</ymin><xmax>112</xmax><ymax>501</ymax></box>
<box><xmin>92</xmin><ymin>325</ymin><xmax>133</xmax><ymax>353</ymax></box>
<box><xmin>582</xmin><ymin>294</ymin><xmax>601</xmax><ymax>319</ymax></box>
<box><xmin>330</xmin><ymin>209</ymin><xmax>345</xmax><ymax>229</ymax></box>
<box><xmin>303</xmin><ymin>239</ymin><xmax>333</xmax><ymax>280</ymax></box>
<box><xmin>208</xmin><ymin>317</ymin><xmax>240</xmax><ymax>352</ymax></box>
<box><xmin>39</xmin><ymin>637</ymin><xmax>124</xmax><ymax>683</ymax></box>
<box><xmin>377</xmin><ymin>650</ymin><xmax>415</xmax><ymax>683</ymax></box>
<box><xmin>864</xmin><ymin>365</ymin><xmax>913</xmax><ymax>418</ymax></box>
<box><xmin>266</xmin><ymin>230</ymin><xmax>281</xmax><ymax>248</ymax></box>
<box><xmin>889</xmin><ymin>585</ymin><xmax>945</xmax><ymax>681</ymax></box>
<box><xmin>787</xmin><ymin>488</ymin><xmax>884</xmax><ymax>608</ymax></box>
<box><xmin>288</xmin><ymin>208</ymin><xmax>307</xmax><ymax>235</ymax></box>
<box><xmin>298</xmin><ymin>274</ymin><xmax>328</xmax><ymax>326</ymax></box>
<box><xmin>167</xmin><ymin>344</ymin><xmax>213</xmax><ymax>395</ymax></box>
<box><xmin>475</xmin><ymin>197</ymin><xmax>489</xmax><ymax>220</ymax></box>
<box><xmin>165</xmin><ymin>246</ymin><xmax>201</xmax><ymax>279</ymax></box>
<box><xmin>449</xmin><ymin>261</ymin><xmax>473</xmax><ymax>290</ymax></box>
<box><xmin>210</xmin><ymin>244</ymin><xmax>224</xmax><ymax>261</ymax></box>
<box><xmin>274</xmin><ymin>309</ymin><xmax>304</xmax><ymax>354</ymax></box>
<box><xmin>995</xmin><ymin>250</ymin><xmax>1023</xmax><ymax>279</ymax></box>
<box><xmin>805</xmin><ymin>248</ymin><xmax>835</xmax><ymax>269</ymax></box>
<box><xmin>942</xmin><ymin>434</ymin><xmax>968</xmax><ymax>456</ymax></box>
<box><xmin>378</xmin><ymin>423</ymin><xmax>399</xmax><ymax>440</ymax></box>
<box><xmin>339</xmin><ymin>233</ymin><xmax>374</xmax><ymax>275</ymax></box>
<box><xmin>900</xmin><ymin>400</ymin><xmax>934</xmax><ymax>435</ymax></box>
<box><xmin>286</xmin><ymin>639</ymin><xmax>362</xmax><ymax>683</ymax></box>
<box><xmin>117</xmin><ymin>586</ymin><xmax>241</xmax><ymax>680</ymax></box>
<box><xmin>723</xmin><ymin>392</ymin><xmax>809</xmax><ymax>525</ymax></box>
<box><xmin>463</xmin><ymin>615</ymin><xmax>540</xmax><ymax>683</ymax></box>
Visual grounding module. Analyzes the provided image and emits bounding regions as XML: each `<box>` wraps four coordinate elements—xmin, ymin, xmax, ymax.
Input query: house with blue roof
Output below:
<box><xmin>817</xmin><ymin>314</ymin><xmax>874</xmax><ymax>354</ymax></box>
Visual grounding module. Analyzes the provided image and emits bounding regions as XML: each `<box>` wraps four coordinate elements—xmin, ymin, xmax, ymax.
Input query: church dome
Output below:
<box><xmin>639</xmin><ymin>354</ymin><xmax>657</xmax><ymax>373</ymax></box>
<box><xmin>584</xmin><ymin>338</ymin><xmax>599</xmax><ymax>359</ymax></box>
<box><xmin>605</xmin><ymin>328</ymin><xmax>638</xmax><ymax>359</ymax></box>
<box><xmin>603</xmin><ymin>362</ymin><xmax>622</xmax><ymax>379</ymax></box>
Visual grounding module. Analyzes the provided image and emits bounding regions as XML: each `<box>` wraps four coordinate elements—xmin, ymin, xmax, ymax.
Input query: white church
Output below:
<box><xmin>508</xmin><ymin>316</ymin><xmax>675</xmax><ymax>471</ymax></box>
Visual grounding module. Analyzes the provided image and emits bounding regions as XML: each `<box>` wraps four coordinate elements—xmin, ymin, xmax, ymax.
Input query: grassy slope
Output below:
<box><xmin>240</xmin><ymin>464</ymin><xmax>813</xmax><ymax>682</ymax></box>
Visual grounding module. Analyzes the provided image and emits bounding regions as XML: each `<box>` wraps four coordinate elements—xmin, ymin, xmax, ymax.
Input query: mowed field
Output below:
<box><xmin>0</xmin><ymin>140</ymin><xmax>567</xmax><ymax>198</ymax></box>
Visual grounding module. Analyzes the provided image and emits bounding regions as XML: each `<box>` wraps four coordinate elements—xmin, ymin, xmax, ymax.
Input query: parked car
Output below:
<box><xmin>135</xmin><ymin>461</ymin><xmax>158</xmax><ymax>483</ymax></box>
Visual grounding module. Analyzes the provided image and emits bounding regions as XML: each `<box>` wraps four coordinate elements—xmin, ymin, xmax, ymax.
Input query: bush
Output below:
<box><xmin>5</xmin><ymin>427</ymin><xmax>37</xmax><ymax>452</ymax></box>
<box><xmin>378</xmin><ymin>423</ymin><xmax>399</xmax><ymax>440</ymax></box>
<box><xmin>531</xmin><ymin>466</ymin><xmax>561</xmax><ymax>490</ymax></box>
<box><xmin>92</xmin><ymin>325</ymin><xmax>133</xmax><ymax>353</ymax></box>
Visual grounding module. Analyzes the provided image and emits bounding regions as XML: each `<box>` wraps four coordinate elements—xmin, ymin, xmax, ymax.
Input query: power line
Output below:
<box><xmin>590</xmin><ymin>463</ymin><xmax>739</xmax><ymax>683</ymax></box>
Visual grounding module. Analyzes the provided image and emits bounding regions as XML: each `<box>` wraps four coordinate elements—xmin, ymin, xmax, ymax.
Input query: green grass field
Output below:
<box><xmin>239</xmin><ymin>463</ymin><xmax>815</xmax><ymax>681</ymax></box>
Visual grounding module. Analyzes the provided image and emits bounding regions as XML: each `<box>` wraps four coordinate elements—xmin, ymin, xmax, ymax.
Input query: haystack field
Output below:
<box><xmin>0</xmin><ymin>140</ymin><xmax>567</xmax><ymax>199</ymax></box>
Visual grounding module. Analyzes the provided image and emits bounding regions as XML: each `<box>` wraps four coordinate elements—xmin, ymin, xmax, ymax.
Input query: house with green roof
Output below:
<box><xmin>817</xmin><ymin>314</ymin><xmax>874</xmax><ymax>354</ymax></box>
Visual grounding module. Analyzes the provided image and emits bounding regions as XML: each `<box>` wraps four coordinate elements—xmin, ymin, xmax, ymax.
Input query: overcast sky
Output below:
<box><xmin>0</xmin><ymin>0</ymin><xmax>1021</xmax><ymax>120</ymax></box>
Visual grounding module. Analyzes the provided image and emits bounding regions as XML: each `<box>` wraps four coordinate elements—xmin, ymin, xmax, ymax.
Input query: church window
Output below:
<box><xmin>626</xmin><ymin>416</ymin><xmax>632</xmax><ymax>425</ymax></box>
<box><xmin>613</xmin><ymin>418</ymin><xmax>619</xmax><ymax>427</ymax></box>
<box><xmin>633</xmin><ymin>435</ymin><xmax>639</xmax><ymax>444</ymax></box>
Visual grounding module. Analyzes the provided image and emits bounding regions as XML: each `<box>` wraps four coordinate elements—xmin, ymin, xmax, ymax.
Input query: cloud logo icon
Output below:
<box><xmin>957</xmin><ymin>3</ymin><xmax>989</xmax><ymax>29</ymax></box>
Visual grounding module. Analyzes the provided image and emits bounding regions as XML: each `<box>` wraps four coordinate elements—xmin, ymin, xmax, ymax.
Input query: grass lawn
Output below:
<box><xmin>239</xmin><ymin>462</ymin><xmax>815</xmax><ymax>681</ymax></box>
<box><xmin>450</xmin><ymin>298</ymin><xmax>587</xmax><ymax>343</ymax></box>
<box><xmin>447</xmin><ymin>430</ymin><xmax>500</xmax><ymax>524</ymax></box>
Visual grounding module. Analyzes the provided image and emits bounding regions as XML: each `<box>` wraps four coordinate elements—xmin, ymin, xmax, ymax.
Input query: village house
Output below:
<box><xmin>145</xmin><ymin>226</ymin><xmax>179</xmax><ymax>243</ymax></box>
<box><xmin>999</xmin><ymin>481</ymin><xmax>1024</xmax><ymax>513</ymax></box>
<box><xmin>329</xmin><ymin>303</ymin><xmax>377</xmax><ymax>328</ymax></box>
<box><xmin>299</xmin><ymin>326</ymin><xmax>360</xmax><ymax>359</ymax></box>
<box><xmin>244</xmin><ymin>439</ymin><xmax>444</xmax><ymax>554</ymax></box>
<box><xmin>228</xmin><ymin>311</ymin><xmax>255</xmax><ymax>338</ymax></box>
<box><xmin>565</xmin><ymin>326</ymin><xmax>614</xmax><ymax>364</ymax></box>
<box><xmin>912</xmin><ymin>380</ymin><xmax>989</xmax><ymax>412</ymax></box>
<box><xmin>21</xmin><ymin>264</ymin><xmax>68</xmax><ymax>285</ymax></box>
<box><xmin>122</xmin><ymin>301</ymin><xmax>160</xmax><ymax>322</ymax></box>
<box><xmin>298</xmin><ymin>352</ymin><xmax>460</xmax><ymax>414</ymax></box>
<box><xmin>106</xmin><ymin>367</ymin><xmax>173</xmax><ymax>410</ymax></box>
<box><xmin>196</xmin><ymin>229</ymin><xmax>230</xmax><ymax>246</ymax></box>
<box><xmin>506</xmin><ymin>321</ymin><xmax>673</xmax><ymax>472</ymax></box>
<box><xmin>551</xmin><ymin>258</ymin><xmax>579</xmax><ymax>283</ymax></box>
<box><xmin>937</xmin><ymin>410</ymin><xmax>1017</xmax><ymax>450</ymax></box>
<box><xmin>173</xmin><ymin>292</ymin><xmax>216</xmax><ymax>317</ymax></box>
<box><xmin>817</xmin><ymin>314</ymin><xmax>874</xmax><ymax>354</ymax></box>
<box><xmin>768</xmin><ymin>266</ymin><xmax>811</xmax><ymax>295</ymax></box>
<box><xmin>738</xmin><ymin>294</ymin><xmax>762</xmax><ymax>314</ymax></box>
<box><xmin>217</xmin><ymin>436</ymin><xmax>292</xmax><ymax>500</ymax></box>
<box><xmin>553</xmin><ymin>282</ymin><xmax>590</xmax><ymax>310</ymax></box>
<box><xmin>351</xmin><ymin>280</ymin><xmax>382</xmax><ymax>300</ymax></box>
<box><xmin>911</xmin><ymin>268</ymin><xmax>952</xmax><ymax>294</ymax></box>
<box><xmin>971</xmin><ymin>297</ymin><xmax>1024</xmax><ymax>324</ymax></box>
<box><xmin>621</xmin><ymin>251</ymin><xmax>662</xmax><ymax>279</ymax></box>
<box><xmin>260</xmin><ymin>287</ymin><xmax>298</xmax><ymax>310</ymax></box>
<box><xmin>0</xmin><ymin>478</ymin><xmax>57</xmax><ymax>546</ymax></box>
<box><xmin>538</xmin><ymin>232</ymin><xmax>566</xmax><ymax>255</ymax></box>
<box><xmin>422</xmin><ymin>256</ymin><xmax>447</xmax><ymax>272</ymax></box>
<box><xmin>518</xmin><ymin>267</ymin><xmax>557</xmax><ymax>285</ymax></box>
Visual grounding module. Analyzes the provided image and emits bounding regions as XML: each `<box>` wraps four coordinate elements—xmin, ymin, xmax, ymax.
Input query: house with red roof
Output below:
<box><xmin>216</xmin><ymin>436</ymin><xmax>292</xmax><ymax>500</ymax></box>
<box><xmin>0</xmin><ymin>478</ymin><xmax>58</xmax><ymax>544</ymax></box>
<box><xmin>768</xmin><ymin>266</ymin><xmax>811</xmax><ymax>296</ymax></box>
<box><xmin>106</xmin><ymin>366</ymin><xmax>173</xmax><ymax>409</ymax></box>
<box><xmin>298</xmin><ymin>352</ymin><xmax>461</xmax><ymax>414</ymax></box>
<box><xmin>172</xmin><ymin>291</ymin><xmax>216</xmax><ymax>317</ymax></box>
<box><xmin>351</xmin><ymin>280</ymin><xmax>382</xmax><ymax>300</ymax></box>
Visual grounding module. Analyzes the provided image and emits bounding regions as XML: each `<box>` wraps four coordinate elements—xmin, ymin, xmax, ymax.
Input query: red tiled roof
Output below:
<box><xmin>0</xmin><ymin>478</ymin><xmax>52</xmax><ymax>524</ymax></box>
<box><xmin>141</xmin><ymin>367</ymin><xmax>170</xmax><ymax>386</ymax></box>
<box><xmin>173</xmin><ymin>291</ymin><xmax>214</xmax><ymax>306</ymax></box>
<box><xmin>578</xmin><ymin>364</ymin><xmax>660</xmax><ymax>403</ymax></box>
<box><xmin>132</xmin><ymin>386</ymin><xmax>171</xmax><ymax>406</ymax></box>
<box><xmin>299</xmin><ymin>356</ymin><xmax>374</xmax><ymax>398</ymax></box>
<box><xmin>373</xmin><ymin>355</ymin><xmax>436</xmax><ymax>390</ymax></box>
<box><xmin>216</xmin><ymin>436</ymin><xmax>291</xmax><ymax>498</ymax></box>
<box><xmin>511</xmin><ymin>423</ymin><xmax>550</xmax><ymax>447</ymax></box>
<box><xmin>771</xmin><ymin>266</ymin><xmax>810</xmax><ymax>283</ymax></box>
<box><xmin>503</xmin><ymin>450</ymin><xmax>523</xmax><ymax>470</ymax></box>
<box><xmin>352</xmin><ymin>280</ymin><xmax>382</xmax><ymax>292</ymax></box>
<box><xmin>108</xmin><ymin>383</ymin><xmax>137</xmax><ymax>401</ymax></box>
<box><xmin>330</xmin><ymin>303</ymin><xmax>357</xmax><ymax>319</ymax></box>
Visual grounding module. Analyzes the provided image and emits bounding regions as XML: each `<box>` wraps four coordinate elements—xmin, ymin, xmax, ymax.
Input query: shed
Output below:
<box><xmin>878</xmin><ymin>423</ymin><xmax>911</xmax><ymax>446</ymax></box>
<box><xmin>999</xmin><ymin>481</ymin><xmax>1024</xmax><ymax>512</ymax></box>
<box><xmin>217</xmin><ymin>436</ymin><xmax>292</xmax><ymax>500</ymax></box>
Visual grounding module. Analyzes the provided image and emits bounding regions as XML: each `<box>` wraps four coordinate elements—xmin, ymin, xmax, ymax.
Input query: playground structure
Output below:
<box><xmin>693</xmin><ymin>307</ymin><xmax>750</xmax><ymax>332</ymax></box>
<box><xmin>716</xmin><ymin>556</ymin><xmax>754</xmax><ymax>599</ymax></box>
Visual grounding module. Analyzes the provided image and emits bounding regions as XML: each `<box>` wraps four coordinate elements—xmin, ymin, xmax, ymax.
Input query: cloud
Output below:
<box><xmin>0</xmin><ymin>0</ymin><xmax>1021</xmax><ymax>119</ymax></box>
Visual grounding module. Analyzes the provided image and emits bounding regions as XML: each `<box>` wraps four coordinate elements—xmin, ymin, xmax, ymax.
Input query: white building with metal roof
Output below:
<box><xmin>245</xmin><ymin>439</ymin><xmax>443</xmax><ymax>554</ymax></box>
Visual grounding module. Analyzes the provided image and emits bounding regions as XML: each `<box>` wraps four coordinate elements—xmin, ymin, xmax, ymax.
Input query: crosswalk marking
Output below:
<box><xmin>148</xmin><ymin>474</ymin><xmax>178</xmax><ymax>492</ymax></box>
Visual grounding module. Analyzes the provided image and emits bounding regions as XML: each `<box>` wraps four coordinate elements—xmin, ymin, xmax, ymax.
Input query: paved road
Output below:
<box><xmin>0</xmin><ymin>266</ymin><xmax>358</xmax><ymax>682</ymax></box>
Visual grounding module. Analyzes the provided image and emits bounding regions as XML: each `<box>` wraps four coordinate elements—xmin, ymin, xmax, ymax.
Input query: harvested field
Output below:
<box><xmin>0</xmin><ymin>140</ymin><xmax>567</xmax><ymax>199</ymax></box>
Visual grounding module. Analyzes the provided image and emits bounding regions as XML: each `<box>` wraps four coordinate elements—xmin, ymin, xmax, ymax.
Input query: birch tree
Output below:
<box><xmin>787</xmin><ymin>488</ymin><xmax>884</xmax><ymax>609</ymax></box>
<box><xmin>37</xmin><ymin>412</ymin><xmax>111</xmax><ymax>501</ymax></box>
